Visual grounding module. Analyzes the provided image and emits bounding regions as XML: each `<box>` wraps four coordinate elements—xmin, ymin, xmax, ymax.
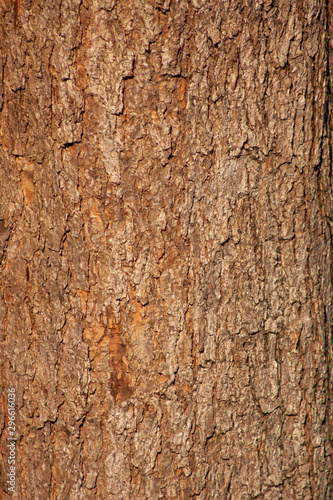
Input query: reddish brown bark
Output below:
<box><xmin>0</xmin><ymin>0</ymin><xmax>332</xmax><ymax>498</ymax></box>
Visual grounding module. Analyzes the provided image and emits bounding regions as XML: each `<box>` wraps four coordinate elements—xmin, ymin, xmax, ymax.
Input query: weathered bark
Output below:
<box><xmin>0</xmin><ymin>0</ymin><xmax>332</xmax><ymax>498</ymax></box>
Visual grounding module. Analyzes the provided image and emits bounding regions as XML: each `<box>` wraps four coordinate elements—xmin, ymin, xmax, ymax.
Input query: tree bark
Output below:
<box><xmin>0</xmin><ymin>0</ymin><xmax>332</xmax><ymax>498</ymax></box>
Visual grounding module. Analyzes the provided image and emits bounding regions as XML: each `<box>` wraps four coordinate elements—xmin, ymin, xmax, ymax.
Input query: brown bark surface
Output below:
<box><xmin>0</xmin><ymin>0</ymin><xmax>333</xmax><ymax>498</ymax></box>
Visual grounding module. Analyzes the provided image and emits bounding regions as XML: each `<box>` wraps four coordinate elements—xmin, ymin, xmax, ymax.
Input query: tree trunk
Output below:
<box><xmin>1</xmin><ymin>0</ymin><xmax>332</xmax><ymax>498</ymax></box>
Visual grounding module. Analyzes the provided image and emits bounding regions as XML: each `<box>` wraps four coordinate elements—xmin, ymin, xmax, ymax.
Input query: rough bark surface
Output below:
<box><xmin>0</xmin><ymin>0</ymin><xmax>333</xmax><ymax>498</ymax></box>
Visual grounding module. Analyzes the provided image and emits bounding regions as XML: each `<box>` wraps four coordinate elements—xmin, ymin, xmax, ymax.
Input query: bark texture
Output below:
<box><xmin>1</xmin><ymin>0</ymin><xmax>333</xmax><ymax>498</ymax></box>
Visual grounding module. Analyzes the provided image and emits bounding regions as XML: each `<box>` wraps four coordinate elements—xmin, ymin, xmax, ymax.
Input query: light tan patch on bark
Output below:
<box><xmin>20</xmin><ymin>171</ymin><xmax>35</xmax><ymax>205</ymax></box>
